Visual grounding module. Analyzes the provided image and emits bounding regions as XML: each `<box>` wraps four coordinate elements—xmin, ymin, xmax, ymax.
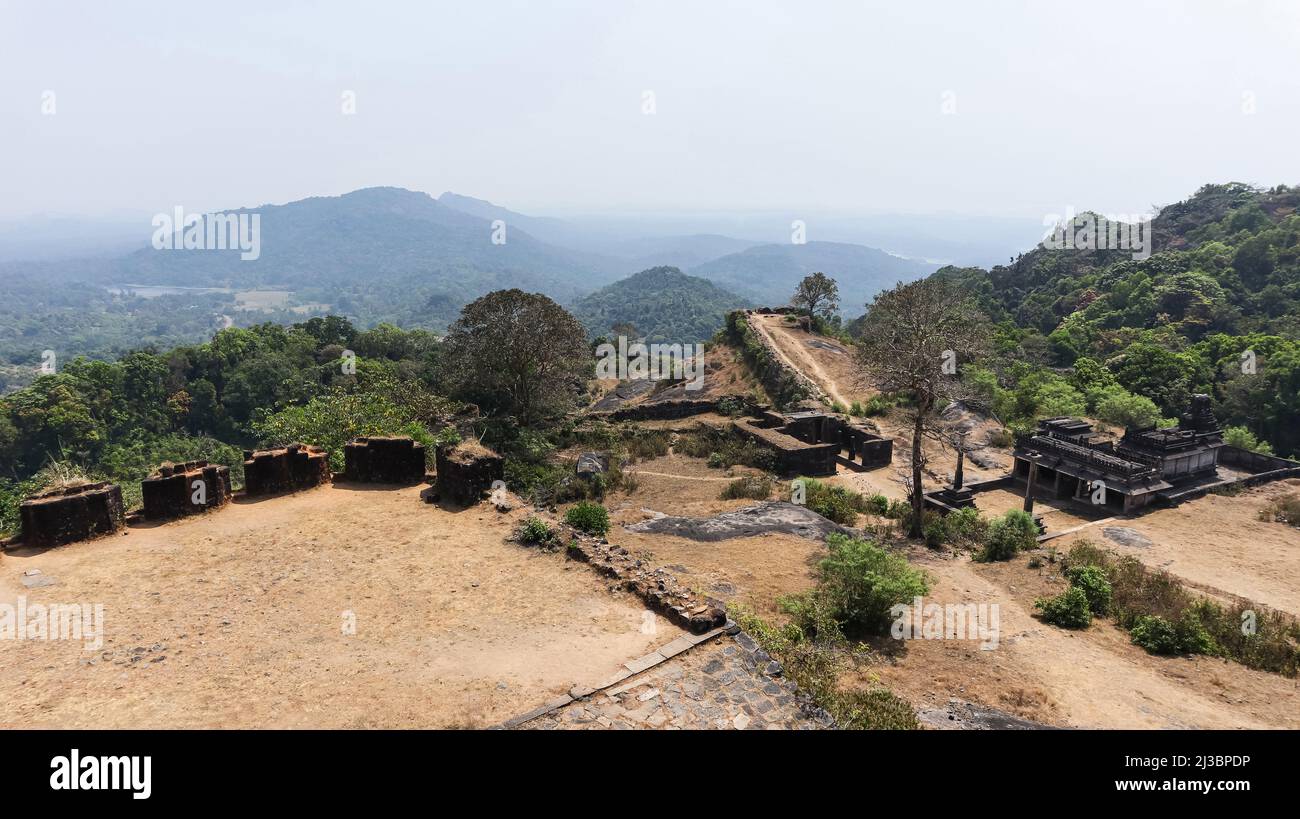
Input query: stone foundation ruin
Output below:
<box><xmin>343</xmin><ymin>436</ymin><xmax>427</xmax><ymax>484</ymax></box>
<box><xmin>141</xmin><ymin>460</ymin><xmax>232</xmax><ymax>520</ymax></box>
<box><xmin>734</xmin><ymin>407</ymin><xmax>893</xmax><ymax>476</ymax></box>
<box><xmin>19</xmin><ymin>482</ymin><xmax>125</xmax><ymax>548</ymax></box>
<box><xmin>433</xmin><ymin>441</ymin><xmax>504</xmax><ymax>506</ymax></box>
<box><xmin>243</xmin><ymin>444</ymin><xmax>331</xmax><ymax>496</ymax></box>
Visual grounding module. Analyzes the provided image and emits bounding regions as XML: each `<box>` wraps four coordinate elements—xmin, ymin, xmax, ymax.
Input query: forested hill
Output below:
<box><xmin>571</xmin><ymin>266</ymin><xmax>751</xmax><ymax>343</ymax></box>
<box><xmin>935</xmin><ymin>182</ymin><xmax>1300</xmax><ymax>455</ymax></box>
<box><xmin>689</xmin><ymin>240</ymin><xmax>938</xmax><ymax>315</ymax></box>
<box><xmin>109</xmin><ymin>187</ymin><xmax>621</xmax><ymax>324</ymax></box>
<box><xmin>940</xmin><ymin>183</ymin><xmax>1300</xmax><ymax>337</ymax></box>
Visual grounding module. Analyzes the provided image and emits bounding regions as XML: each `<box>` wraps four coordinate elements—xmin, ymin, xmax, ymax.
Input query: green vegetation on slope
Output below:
<box><xmin>934</xmin><ymin>183</ymin><xmax>1300</xmax><ymax>454</ymax></box>
<box><xmin>572</xmin><ymin>266</ymin><xmax>751</xmax><ymax>344</ymax></box>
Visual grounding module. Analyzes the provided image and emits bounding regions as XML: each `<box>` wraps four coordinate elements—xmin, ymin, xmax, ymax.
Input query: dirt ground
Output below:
<box><xmin>607</xmin><ymin>452</ymin><xmax>825</xmax><ymax>620</ymax></box>
<box><xmin>0</xmin><ymin>483</ymin><xmax>681</xmax><ymax>729</ymax></box>
<box><xmin>1055</xmin><ymin>480</ymin><xmax>1300</xmax><ymax>618</ymax></box>
<box><xmin>865</xmin><ymin>547</ymin><xmax>1300</xmax><ymax>729</ymax></box>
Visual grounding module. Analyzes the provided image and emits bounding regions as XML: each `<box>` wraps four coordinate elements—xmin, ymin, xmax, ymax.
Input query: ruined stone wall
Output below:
<box><xmin>733</xmin><ymin>418</ymin><xmax>838</xmax><ymax>476</ymax></box>
<box><xmin>20</xmin><ymin>482</ymin><xmax>125</xmax><ymax>548</ymax></box>
<box><xmin>141</xmin><ymin>460</ymin><xmax>232</xmax><ymax>520</ymax></box>
<box><xmin>343</xmin><ymin>436</ymin><xmax>427</xmax><ymax>484</ymax></box>
<box><xmin>599</xmin><ymin>399</ymin><xmax>719</xmax><ymax>422</ymax></box>
<box><xmin>561</xmin><ymin>530</ymin><xmax>727</xmax><ymax>635</ymax></box>
<box><xmin>1219</xmin><ymin>445</ymin><xmax>1300</xmax><ymax>476</ymax></box>
<box><xmin>725</xmin><ymin>310</ymin><xmax>826</xmax><ymax>409</ymax></box>
<box><xmin>243</xmin><ymin>444</ymin><xmax>331</xmax><ymax>496</ymax></box>
<box><xmin>842</xmin><ymin>426</ymin><xmax>893</xmax><ymax>468</ymax></box>
<box><xmin>434</xmin><ymin>443</ymin><xmax>504</xmax><ymax>506</ymax></box>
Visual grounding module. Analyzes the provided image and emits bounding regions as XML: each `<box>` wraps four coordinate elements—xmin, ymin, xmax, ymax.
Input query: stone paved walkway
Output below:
<box><xmin>524</xmin><ymin>635</ymin><xmax>833</xmax><ymax>730</ymax></box>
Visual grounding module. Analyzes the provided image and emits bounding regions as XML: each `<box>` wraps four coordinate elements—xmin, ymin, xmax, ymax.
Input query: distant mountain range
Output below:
<box><xmin>688</xmin><ymin>241</ymin><xmax>939</xmax><ymax>314</ymax></box>
<box><xmin>571</xmin><ymin>266</ymin><xmax>750</xmax><ymax>343</ymax></box>
<box><xmin>0</xmin><ymin>186</ymin><xmax>944</xmax><ymax>374</ymax></box>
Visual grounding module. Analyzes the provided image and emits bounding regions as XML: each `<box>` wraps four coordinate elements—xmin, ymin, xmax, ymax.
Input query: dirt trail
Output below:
<box><xmin>749</xmin><ymin>314</ymin><xmax>850</xmax><ymax>406</ymax></box>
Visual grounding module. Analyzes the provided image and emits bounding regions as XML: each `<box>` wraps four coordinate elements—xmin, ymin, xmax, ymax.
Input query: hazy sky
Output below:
<box><xmin>2</xmin><ymin>0</ymin><xmax>1298</xmax><ymax>221</ymax></box>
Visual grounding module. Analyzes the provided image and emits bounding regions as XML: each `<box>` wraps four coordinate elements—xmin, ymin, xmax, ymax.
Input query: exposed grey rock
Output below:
<box><xmin>624</xmin><ymin>501</ymin><xmax>848</xmax><ymax>542</ymax></box>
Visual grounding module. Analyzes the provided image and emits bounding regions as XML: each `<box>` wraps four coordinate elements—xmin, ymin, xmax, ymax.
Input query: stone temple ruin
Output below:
<box><xmin>734</xmin><ymin>407</ymin><xmax>892</xmax><ymax>476</ymax></box>
<box><xmin>944</xmin><ymin>394</ymin><xmax>1300</xmax><ymax>519</ymax></box>
<box><xmin>20</xmin><ymin>482</ymin><xmax>126</xmax><ymax>548</ymax></box>
<box><xmin>243</xmin><ymin>444</ymin><xmax>331</xmax><ymax>496</ymax></box>
<box><xmin>343</xmin><ymin>436</ymin><xmax>428</xmax><ymax>484</ymax></box>
<box><xmin>141</xmin><ymin>460</ymin><xmax>232</xmax><ymax>520</ymax></box>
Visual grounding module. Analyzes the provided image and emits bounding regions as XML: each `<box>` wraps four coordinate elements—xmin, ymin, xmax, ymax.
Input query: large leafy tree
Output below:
<box><xmin>856</xmin><ymin>278</ymin><xmax>988</xmax><ymax>538</ymax></box>
<box><xmin>441</xmin><ymin>289</ymin><xmax>591</xmax><ymax>424</ymax></box>
<box><xmin>791</xmin><ymin>271</ymin><xmax>840</xmax><ymax>320</ymax></box>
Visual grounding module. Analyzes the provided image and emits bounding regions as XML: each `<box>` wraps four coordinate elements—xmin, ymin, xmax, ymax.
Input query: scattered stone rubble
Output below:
<box><xmin>343</xmin><ymin>436</ymin><xmax>427</xmax><ymax>484</ymax></box>
<box><xmin>141</xmin><ymin>460</ymin><xmax>232</xmax><ymax>520</ymax></box>
<box><xmin>561</xmin><ymin>528</ymin><xmax>726</xmax><ymax>635</ymax></box>
<box><xmin>243</xmin><ymin>444</ymin><xmax>331</xmax><ymax>496</ymax></box>
<box><xmin>19</xmin><ymin>482</ymin><xmax>126</xmax><ymax>548</ymax></box>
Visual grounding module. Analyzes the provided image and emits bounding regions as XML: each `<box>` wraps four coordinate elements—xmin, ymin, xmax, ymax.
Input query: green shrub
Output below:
<box><xmin>564</xmin><ymin>501</ymin><xmax>610</xmax><ymax>536</ymax></box>
<box><xmin>731</xmin><ymin>601</ymin><xmax>918</xmax><ymax>731</ymax></box>
<box><xmin>864</xmin><ymin>493</ymin><xmax>890</xmax><ymax>516</ymax></box>
<box><xmin>861</xmin><ymin>395</ymin><xmax>893</xmax><ymax>417</ymax></box>
<box><xmin>928</xmin><ymin>507</ymin><xmax>988</xmax><ymax>551</ymax></box>
<box><xmin>885</xmin><ymin>499</ymin><xmax>912</xmax><ymax>521</ymax></box>
<box><xmin>1064</xmin><ymin>564</ymin><xmax>1113</xmax><ymax>616</ymax></box>
<box><xmin>922</xmin><ymin>513</ymin><xmax>946</xmax><ymax>548</ymax></box>
<box><xmin>706</xmin><ymin>451</ymin><xmax>725</xmax><ymax>468</ymax></box>
<box><xmin>817</xmin><ymin>533</ymin><xmax>930</xmax><ymax>633</ymax></box>
<box><xmin>798</xmin><ymin>477</ymin><xmax>869</xmax><ymax>526</ymax></box>
<box><xmin>720</xmin><ymin>475</ymin><xmax>773</xmax><ymax>500</ymax></box>
<box><xmin>1035</xmin><ymin>586</ymin><xmax>1092</xmax><ymax>629</ymax></box>
<box><xmin>1174</xmin><ymin>607</ymin><xmax>1218</xmax><ymax>655</ymax></box>
<box><xmin>518</xmin><ymin>516</ymin><xmax>554</xmax><ymax>545</ymax></box>
<box><xmin>1065</xmin><ymin>540</ymin><xmax>1300</xmax><ymax>675</ymax></box>
<box><xmin>716</xmin><ymin>396</ymin><xmax>748</xmax><ymax>417</ymax></box>
<box><xmin>831</xmin><ymin>687</ymin><xmax>921</xmax><ymax>730</ymax></box>
<box><xmin>1130</xmin><ymin>615</ymin><xmax>1181</xmax><ymax>654</ymax></box>
<box><xmin>848</xmin><ymin>400</ymin><xmax>865</xmax><ymax>417</ymax></box>
<box><xmin>976</xmin><ymin>510</ymin><xmax>1037</xmax><ymax>561</ymax></box>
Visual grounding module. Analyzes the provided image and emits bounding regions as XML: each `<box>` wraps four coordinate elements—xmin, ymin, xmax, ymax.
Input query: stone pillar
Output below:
<box><xmin>953</xmin><ymin>447</ymin><xmax>965</xmax><ymax>491</ymax></box>
<box><xmin>1023</xmin><ymin>460</ymin><xmax>1039</xmax><ymax>515</ymax></box>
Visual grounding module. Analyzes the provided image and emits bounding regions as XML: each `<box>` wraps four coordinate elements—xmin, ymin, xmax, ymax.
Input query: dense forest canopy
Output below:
<box><xmin>572</xmin><ymin>266</ymin><xmax>751</xmax><ymax>343</ymax></box>
<box><xmin>930</xmin><ymin>183</ymin><xmax>1300</xmax><ymax>453</ymax></box>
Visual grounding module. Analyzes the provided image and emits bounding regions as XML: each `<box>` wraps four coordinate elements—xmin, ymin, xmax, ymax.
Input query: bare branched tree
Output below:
<box><xmin>855</xmin><ymin>278</ymin><xmax>989</xmax><ymax>538</ymax></box>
